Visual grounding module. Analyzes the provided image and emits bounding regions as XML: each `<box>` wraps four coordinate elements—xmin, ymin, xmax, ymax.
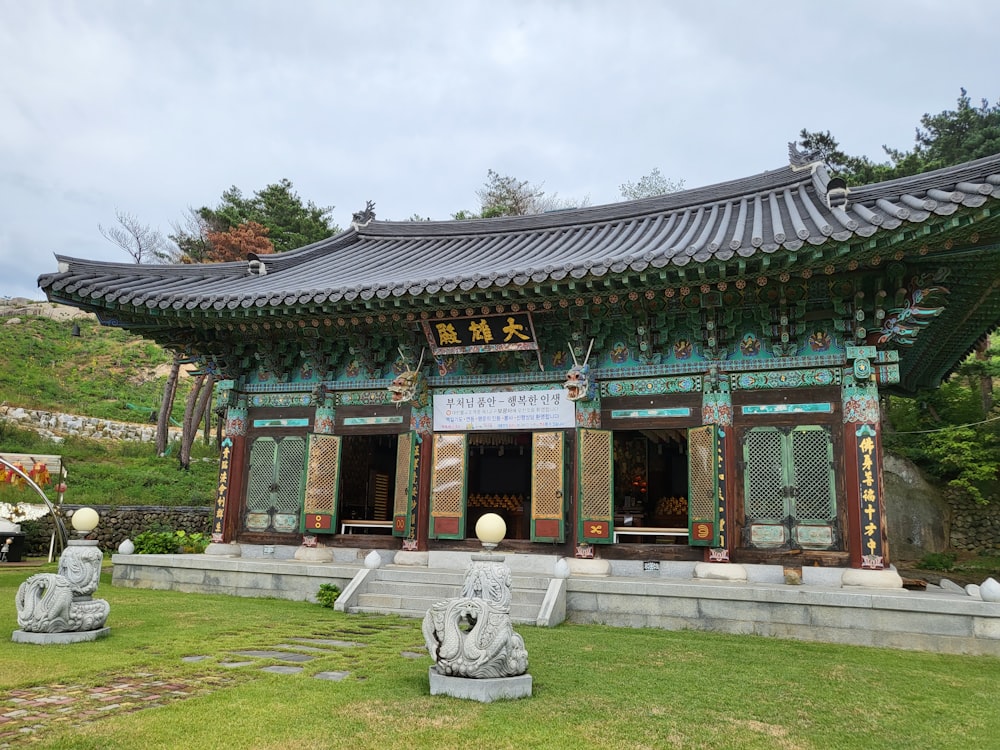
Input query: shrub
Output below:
<box><xmin>132</xmin><ymin>529</ymin><xmax>180</xmax><ymax>554</ymax></box>
<box><xmin>175</xmin><ymin>529</ymin><xmax>208</xmax><ymax>553</ymax></box>
<box><xmin>918</xmin><ymin>552</ymin><xmax>957</xmax><ymax>571</ymax></box>
<box><xmin>316</xmin><ymin>583</ymin><xmax>340</xmax><ymax>608</ymax></box>
<box><xmin>132</xmin><ymin>528</ymin><xmax>208</xmax><ymax>554</ymax></box>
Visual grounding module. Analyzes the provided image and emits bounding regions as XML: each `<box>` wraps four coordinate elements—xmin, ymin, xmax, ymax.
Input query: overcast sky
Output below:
<box><xmin>2</xmin><ymin>0</ymin><xmax>998</xmax><ymax>301</ymax></box>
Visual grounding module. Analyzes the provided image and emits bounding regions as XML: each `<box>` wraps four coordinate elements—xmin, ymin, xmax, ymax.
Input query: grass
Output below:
<box><xmin>0</xmin><ymin>422</ymin><xmax>218</xmax><ymax>508</ymax></box>
<box><xmin>0</xmin><ymin>312</ymin><xmax>217</xmax><ymax>508</ymax></box>
<box><xmin>0</xmin><ymin>315</ymin><xmax>192</xmax><ymax>424</ymax></box>
<box><xmin>1</xmin><ymin>564</ymin><xmax>999</xmax><ymax>749</ymax></box>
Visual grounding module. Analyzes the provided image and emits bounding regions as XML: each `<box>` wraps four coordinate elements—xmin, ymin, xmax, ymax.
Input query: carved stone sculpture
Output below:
<box><xmin>423</xmin><ymin>556</ymin><xmax>528</xmax><ymax>679</ymax></box>
<box><xmin>14</xmin><ymin>538</ymin><xmax>109</xmax><ymax>635</ymax></box>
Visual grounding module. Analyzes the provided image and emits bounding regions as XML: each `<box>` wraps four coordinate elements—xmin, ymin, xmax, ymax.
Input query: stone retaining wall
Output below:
<box><xmin>22</xmin><ymin>505</ymin><xmax>211</xmax><ymax>555</ymax></box>
<box><xmin>0</xmin><ymin>405</ymin><xmax>182</xmax><ymax>444</ymax></box>
<box><xmin>949</xmin><ymin>490</ymin><xmax>1000</xmax><ymax>554</ymax></box>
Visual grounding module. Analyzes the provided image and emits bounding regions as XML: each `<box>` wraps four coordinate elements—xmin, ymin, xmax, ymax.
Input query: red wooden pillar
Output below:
<box><xmin>215</xmin><ymin>402</ymin><xmax>248</xmax><ymax>544</ymax></box>
<box><xmin>415</xmin><ymin>434</ymin><xmax>432</xmax><ymax>551</ymax></box>
<box><xmin>843</xmin><ymin>421</ymin><xmax>890</xmax><ymax>569</ymax></box>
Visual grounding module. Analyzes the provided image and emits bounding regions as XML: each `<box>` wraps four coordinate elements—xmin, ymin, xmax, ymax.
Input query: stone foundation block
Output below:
<box><xmin>428</xmin><ymin>667</ymin><xmax>532</xmax><ymax>702</ymax></box>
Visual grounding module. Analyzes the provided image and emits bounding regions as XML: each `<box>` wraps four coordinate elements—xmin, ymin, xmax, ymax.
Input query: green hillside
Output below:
<box><xmin>0</xmin><ymin>305</ymin><xmax>216</xmax><ymax>508</ymax></box>
<box><xmin>0</xmin><ymin>311</ymin><xmax>186</xmax><ymax>421</ymax></box>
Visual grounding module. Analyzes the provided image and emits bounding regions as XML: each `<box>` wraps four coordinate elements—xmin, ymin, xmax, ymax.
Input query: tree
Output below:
<box><xmin>454</xmin><ymin>169</ymin><xmax>589</xmax><ymax>219</ymax></box>
<box><xmin>171</xmin><ymin>179</ymin><xmax>338</xmax><ymax>261</ymax></box>
<box><xmin>619</xmin><ymin>168</ymin><xmax>684</xmax><ymax>200</ymax></box>
<box><xmin>168</xmin><ymin>208</ymin><xmax>218</xmax><ymax>264</ymax></box>
<box><xmin>155</xmin><ymin>358</ymin><xmax>181</xmax><ymax>456</ymax></box>
<box><xmin>178</xmin><ymin>372</ymin><xmax>215</xmax><ymax>470</ymax></box>
<box><xmin>205</xmin><ymin>221</ymin><xmax>274</xmax><ymax>262</ymax></box>
<box><xmin>798</xmin><ymin>88</ymin><xmax>1000</xmax><ymax>184</ymax></box>
<box><xmin>99</xmin><ymin>210</ymin><xmax>170</xmax><ymax>264</ymax></box>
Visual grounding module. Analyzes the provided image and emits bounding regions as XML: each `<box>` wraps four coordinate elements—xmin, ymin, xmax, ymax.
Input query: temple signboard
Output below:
<box><xmin>422</xmin><ymin>312</ymin><xmax>538</xmax><ymax>355</ymax></box>
<box><xmin>433</xmin><ymin>389</ymin><xmax>574</xmax><ymax>431</ymax></box>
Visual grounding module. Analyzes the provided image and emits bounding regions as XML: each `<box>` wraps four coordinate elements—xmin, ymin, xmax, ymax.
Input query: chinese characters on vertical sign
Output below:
<box><xmin>856</xmin><ymin>425</ymin><xmax>885</xmax><ymax>569</ymax></box>
<box><xmin>213</xmin><ymin>437</ymin><xmax>232</xmax><ymax>537</ymax></box>
<box><xmin>710</xmin><ymin>429</ymin><xmax>729</xmax><ymax>561</ymax></box>
<box><xmin>422</xmin><ymin>312</ymin><xmax>539</xmax><ymax>355</ymax></box>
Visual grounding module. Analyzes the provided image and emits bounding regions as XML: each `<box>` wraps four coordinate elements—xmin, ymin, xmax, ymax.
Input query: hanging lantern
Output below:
<box><xmin>29</xmin><ymin>462</ymin><xmax>50</xmax><ymax>487</ymax></box>
<box><xmin>9</xmin><ymin>463</ymin><xmax>26</xmax><ymax>488</ymax></box>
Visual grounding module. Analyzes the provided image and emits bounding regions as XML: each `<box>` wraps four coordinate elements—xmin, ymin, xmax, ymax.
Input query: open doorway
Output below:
<box><xmin>338</xmin><ymin>435</ymin><xmax>397</xmax><ymax>530</ymax></box>
<box><xmin>466</xmin><ymin>432</ymin><xmax>532</xmax><ymax>540</ymax></box>
<box><xmin>613</xmin><ymin>429</ymin><xmax>689</xmax><ymax>540</ymax></box>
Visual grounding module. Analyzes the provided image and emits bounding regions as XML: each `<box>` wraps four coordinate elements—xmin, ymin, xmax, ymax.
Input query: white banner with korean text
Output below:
<box><xmin>433</xmin><ymin>389</ymin><xmax>575</xmax><ymax>431</ymax></box>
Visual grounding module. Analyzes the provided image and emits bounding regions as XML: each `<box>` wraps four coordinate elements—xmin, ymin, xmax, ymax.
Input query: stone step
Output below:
<box><xmin>349</xmin><ymin>599</ymin><xmax>541</xmax><ymax>625</ymax></box>
<box><xmin>377</xmin><ymin>565</ymin><xmax>551</xmax><ymax>590</ymax></box>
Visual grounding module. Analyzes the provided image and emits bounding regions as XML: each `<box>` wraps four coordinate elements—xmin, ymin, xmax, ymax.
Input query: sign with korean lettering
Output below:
<box><xmin>433</xmin><ymin>390</ymin><xmax>575</xmax><ymax>431</ymax></box>
<box><xmin>422</xmin><ymin>313</ymin><xmax>538</xmax><ymax>355</ymax></box>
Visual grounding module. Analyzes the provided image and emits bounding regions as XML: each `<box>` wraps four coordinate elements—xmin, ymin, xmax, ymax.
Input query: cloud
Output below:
<box><xmin>1</xmin><ymin>0</ymin><xmax>998</xmax><ymax>301</ymax></box>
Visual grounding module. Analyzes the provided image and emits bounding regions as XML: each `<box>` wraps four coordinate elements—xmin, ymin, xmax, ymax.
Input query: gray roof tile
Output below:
<box><xmin>39</xmin><ymin>153</ymin><xmax>1000</xmax><ymax>314</ymax></box>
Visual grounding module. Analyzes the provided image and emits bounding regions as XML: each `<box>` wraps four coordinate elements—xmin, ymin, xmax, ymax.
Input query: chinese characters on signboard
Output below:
<box><xmin>433</xmin><ymin>390</ymin><xmax>575</xmax><ymax>432</ymax></box>
<box><xmin>422</xmin><ymin>312</ymin><xmax>538</xmax><ymax>355</ymax></box>
<box><xmin>856</xmin><ymin>426</ymin><xmax>885</xmax><ymax>569</ymax></box>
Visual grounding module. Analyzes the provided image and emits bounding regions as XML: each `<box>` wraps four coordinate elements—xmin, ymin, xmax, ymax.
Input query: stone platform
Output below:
<box><xmin>428</xmin><ymin>667</ymin><xmax>532</xmax><ymax>702</ymax></box>
<box><xmin>109</xmin><ymin>547</ymin><xmax>1000</xmax><ymax>657</ymax></box>
<box><xmin>12</xmin><ymin>627</ymin><xmax>111</xmax><ymax>644</ymax></box>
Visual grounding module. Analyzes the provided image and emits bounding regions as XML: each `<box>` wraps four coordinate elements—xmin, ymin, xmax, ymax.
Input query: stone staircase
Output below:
<box><xmin>344</xmin><ymin>565</ymin><xmax>554</xmax><ymax>625</ymax></box>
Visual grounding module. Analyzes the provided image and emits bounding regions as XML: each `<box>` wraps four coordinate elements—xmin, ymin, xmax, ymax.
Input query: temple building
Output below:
<box><xmin>38</xmin><ymin>147</ymin><xmax>1000</xmax><ymax>575</ymax></box>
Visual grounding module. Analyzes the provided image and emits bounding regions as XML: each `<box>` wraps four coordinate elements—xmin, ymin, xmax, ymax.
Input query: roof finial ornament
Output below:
<box><xmin>351</xmin><ymin>200</ymin><xmax>376</xmax><ymax>230</ymax></box>
<box><xmin>787</xmin><ymin>142</ymin><xmax>823</xmax><ymax>172</ymax></box>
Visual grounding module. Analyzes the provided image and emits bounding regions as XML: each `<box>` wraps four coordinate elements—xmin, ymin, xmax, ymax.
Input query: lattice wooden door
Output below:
<box><xmin>300</xmin><ymin>434</ymin><xmax>341</xmax><ymax>534</ymax></box>
<box><xmin>392</xmin><ymin>431</ymin><xmax>418</xmax><ymax>538</ymax></box>
<box><xmin>531</xmin><ymin>431</ymin><xmax>565</xmax><ymax>542</ymax></box>
<box><xmin>245</xmin><ymin>436</ymin><xmax>306</xmax><ymax>534</ymax></box>
<box><xmin>428</xmin><ymin>433</ymin><xmax>467</xmax><ymax>539</ymax></box>
<box><xmin>577</xmin><ymin>428</ymin><xmax>614</xmax><ymax>544</ymax></box>
<box><xmin>688</xmin><ymin>425</ymin><xmax>721</xmax><ymax>546</ymax></box>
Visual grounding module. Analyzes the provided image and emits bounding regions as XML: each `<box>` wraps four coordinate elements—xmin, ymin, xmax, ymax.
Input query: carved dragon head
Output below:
<box><xmin>387</xmin><ymin>348</ymin><xmax>427</xmax><ymax>407</ymax></box>
<box><xmin>563</xmin><ymin>340</ymin><xmax>595</xmax><ymax>402</ymax></box>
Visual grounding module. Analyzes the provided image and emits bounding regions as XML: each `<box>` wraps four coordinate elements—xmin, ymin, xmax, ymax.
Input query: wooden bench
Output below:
<box><xmin>613</xmin><ymin>526</ymin><xmax>688</xmax><ymax>543</ymax></box>
<box><xmin>340</xmin><ymin>520</ymin><xmax>394</xmax><ymax>535</ymax></box>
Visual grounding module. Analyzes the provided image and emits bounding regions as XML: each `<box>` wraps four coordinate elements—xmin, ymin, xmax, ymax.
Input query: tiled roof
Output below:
<box><xmin>39</xmin><ymin>153</ymin><xmax>1000</xmax><ymax>314</ymax></box>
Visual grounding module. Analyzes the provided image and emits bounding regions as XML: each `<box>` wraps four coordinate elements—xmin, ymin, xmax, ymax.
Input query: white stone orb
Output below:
<box><xmin>475</xmin><ymin>513</ymin><xmax>506</xmax><ymax>546</ymax></box>
<box><xmin>71</xmin><ymin>507</ymin><xmax>100</xmax><ymax>533</ymax></box>
<box><xmin>980</xmin><ymin>577</ymin><xmax>1000</xmax><ymax>603</ymax></box>
<box><xmin>117</xmin><ymin>538</ymin><xmax>135</xmax><ymax>555</ymax></box>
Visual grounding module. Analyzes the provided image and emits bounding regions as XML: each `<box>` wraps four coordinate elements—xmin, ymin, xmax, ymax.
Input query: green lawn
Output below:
<box><xmin>2</xmin><ymin>564</ymin><xmax>999</xmax><ymax>749</ymax></box>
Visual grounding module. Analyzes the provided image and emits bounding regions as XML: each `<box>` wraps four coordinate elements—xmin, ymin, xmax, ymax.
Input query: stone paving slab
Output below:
<box><xmin>314</xmin><ymin>671</ymin><xmax>351</xmax><ymax>681</ymax></box>
<box><xmin>290</xmin><ymin>638</ymin><xmax>364</xmax><ymax>648</ymax></box>
<box><xmin>230</xmin><ymin>650</ymin><xmax>314</xmax><ymax>662</ymax></box>
<box><xmin>261</xmin><ymin>665</ymin><xmax>305</xmax><ymax>675</ymax></box>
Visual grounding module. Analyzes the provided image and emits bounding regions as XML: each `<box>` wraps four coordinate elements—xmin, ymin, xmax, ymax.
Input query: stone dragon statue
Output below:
<box><xmin>15</xmin><ymin>542</ymin><xmax>109</xmax><ymax>633</ymax></box>
<box><xmin>422</xmin><ymin>557</ymin><xmax>528</xmax><ymax>679</ymax></box>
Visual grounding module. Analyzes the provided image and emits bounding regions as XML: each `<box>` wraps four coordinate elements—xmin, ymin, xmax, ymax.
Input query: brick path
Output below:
<box><xmin>0</xmin><ymin>674</ymin><xmax>236</xmax><ymax>746</ymax></box>
<box><xmin>0</xmin><ymin>638</ymin><xmax>426</xmax><ymax>745</ymax></box>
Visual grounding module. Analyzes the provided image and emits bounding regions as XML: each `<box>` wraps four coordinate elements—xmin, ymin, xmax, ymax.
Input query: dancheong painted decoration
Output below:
<box><xmin>38</xmin><ymin>146</ymin><xmax>1000</xmax><ymax>573</ymax></box>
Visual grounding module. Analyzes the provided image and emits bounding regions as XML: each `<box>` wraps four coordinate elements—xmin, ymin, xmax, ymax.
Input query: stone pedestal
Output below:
<box><xmin>428</xmin><ymin>667</ymin><xmax>532</xmax><ymax>703</ymax></box>
<box><xmin>293</xmin><ymin>545</ymin><xmax>333</xmax><ymax>563</ymax></box>
<box><xmin>12</xmin><ymin>627</ymin><xmax>110</xmax><ymax>644</ymax></box>
<box><xmin>694</xmin><ymin>562</ymin><xmax>748</xmax><ymax>582</ymax></box>
<box><xmin>204</xmin><ymin>542</ymin><xmax>242</xmax><ymax>557</ymax></box>
<box><xmin>841</xmin><ymin>568</ymin><xmax>903</xmax><ymax>589</ymax></box>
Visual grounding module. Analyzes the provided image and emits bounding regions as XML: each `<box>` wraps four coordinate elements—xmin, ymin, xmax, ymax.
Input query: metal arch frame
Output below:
<box><xmin>0</xmin><ymin>456</ymin><xmax>69</xmax><ymax>555</ymax></box>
